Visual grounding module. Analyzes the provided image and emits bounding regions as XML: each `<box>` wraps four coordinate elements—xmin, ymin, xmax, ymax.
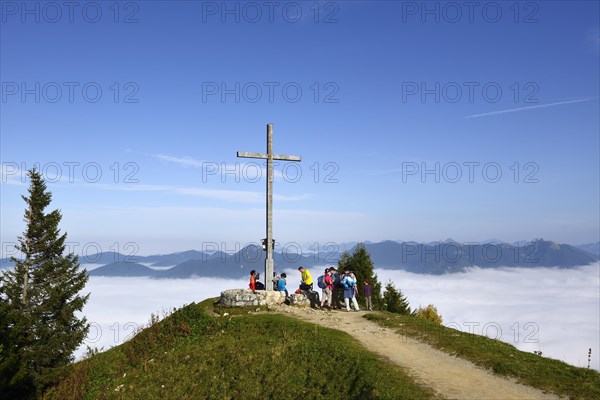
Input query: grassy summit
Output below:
<box><xmin>44</xmin><ymin>298</ymin><xmax>600</xmax><ymax>400</ymax></box>
<box><xmin>44</xmin><ymin>299</ymin><xmax>436</xmax><ymax>399</ymax></box>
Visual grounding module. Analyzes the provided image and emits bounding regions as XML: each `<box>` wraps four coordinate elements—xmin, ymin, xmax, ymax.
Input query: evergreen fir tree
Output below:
<box><xmin>339</xmin><ymin>244</ymin><xmax>383</xmax><ymax>309</ymax></box>
<box><xmin>382</xmin><ymin>280</ymin><xmax>411</xmax><ymax>315</ymax></box>
<box><xmin>337</xmin><ymin>250</ymin><xmax>351</xmax><ymax>270</ymax></box>
<box><xmin>0</xmin><ymin>169</ymin><xmax>89</xmax><ymax>398</ymax></box>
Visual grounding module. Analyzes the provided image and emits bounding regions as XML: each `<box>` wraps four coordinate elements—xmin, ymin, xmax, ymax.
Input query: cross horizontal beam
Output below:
<box><xmin>237</xmin><ymin>151</ymin><xmax>301</xmax><ymax>162</ymax></box>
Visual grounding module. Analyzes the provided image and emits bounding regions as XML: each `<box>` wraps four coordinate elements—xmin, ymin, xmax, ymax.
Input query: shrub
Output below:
<box><xmin>413</xmin><ymin>304</ymin><xmax>443</xmax><ymax>324</ymax></box>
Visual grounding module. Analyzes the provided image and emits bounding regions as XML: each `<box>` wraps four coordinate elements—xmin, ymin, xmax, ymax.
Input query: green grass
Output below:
<box><xmin>44</xmin><ymin>300</ymin><xmax>437</xmax><ymax>400</ymax></box>
<box><xmin>365</xmin><ymin>312</ymin><xmax>600</xmax><ymax>400</ymax></box>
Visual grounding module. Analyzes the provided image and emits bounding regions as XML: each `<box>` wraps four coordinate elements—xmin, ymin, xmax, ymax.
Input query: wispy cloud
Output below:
<box><xmin>81</xmin><ymin>182</ymin><xmax>310</xmax><ymax>203</ymax></box>
<box><xmin>1</xmin><ymin>164</ymin><xmax>28</xmax><ymax>186</ymax></box>
<box><xmin>153</xmin><ymin>154</ymin><xmax>205</xmax><ymax>168</ymax></box>
<box><xmin>361</xmin><ymin>168</ymin><xmax>403</xmax><ymax>177</ymax></box>
<box><xmin>1</xmin><ymin>157</ymin><xmax>309</xmax><ymax>204</ymax></box>
<box><xmin>149</xmin><ymin>153</ymin><xmax>287</xmax><ymax>180</ymax></box>
<box><xmin>465</xmin><ymin>97</ymin><xmax>596</xmax><ymax>119</ymax></box>
<box><xmin>1</xmin><ymin>163</ymin><xmax>80</xmax><ymax>186</ymax></box>
<box><xmin>173</xmin><ymin>187</ymin><xmax>310</xmax><ymax>202</ymax></box>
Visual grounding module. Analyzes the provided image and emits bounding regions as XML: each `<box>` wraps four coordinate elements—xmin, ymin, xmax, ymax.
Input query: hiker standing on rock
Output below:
<box><xmin>341</xmin><ymin>270</ymin><xmax>360</xmax><ymax>312</ymax></box>
<box><xmin>276</xmin><ymin>273</ymin><xmax>289</xmax><ymax>299</ymax></box>
<box><xmin>249</xmin><ymin>270</ymin><xmax>257</xmax><ymax>294</ymax></box>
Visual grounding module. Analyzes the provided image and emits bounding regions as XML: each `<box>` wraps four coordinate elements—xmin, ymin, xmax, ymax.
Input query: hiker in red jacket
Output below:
<box><xmin>319</xmin><ymin>268</ymin><xmax>334</xmax><ymax>310</ymax></box>
<box><xmin>249</xmin><ymin>270</ymin><xmax>257</xmax><ymax>293</ymax></box>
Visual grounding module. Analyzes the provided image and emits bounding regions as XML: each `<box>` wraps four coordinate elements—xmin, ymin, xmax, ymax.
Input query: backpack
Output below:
<box><xmin>317</xmin><ymin>275</ymin><xmax>327</xmax><ymax>289</ymax></box>
<box><xmin>343</xmin><ymin>276</ymin><xmax>355</xmax><ymax>288</ymax></box>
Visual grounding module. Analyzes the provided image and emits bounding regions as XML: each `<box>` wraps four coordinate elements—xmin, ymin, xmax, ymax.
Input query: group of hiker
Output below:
<box><xmin>299</xmin><ymin>266</ymin><xmax>373</xmax><ymax>312</ymax></box>
<box><xmin>249</xmin><ymin>266</ymin><xmax>373</xmax><ymax>312</ymax></box>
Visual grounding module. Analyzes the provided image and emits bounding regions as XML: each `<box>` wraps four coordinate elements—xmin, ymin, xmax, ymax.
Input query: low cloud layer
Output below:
<box><xmin>78</xmin><ymin>276</ymin><xmax>247</xmax><ymax>358</ymax></box>
<box><xmin>375</xmin><ymin>264</ymin><xmax>600</xmax><ymax>370</ymax></box>
<box><xmin>78</xmin><ymin>264</ymin><xmax>599</xmax><ymax>370</ymax></box>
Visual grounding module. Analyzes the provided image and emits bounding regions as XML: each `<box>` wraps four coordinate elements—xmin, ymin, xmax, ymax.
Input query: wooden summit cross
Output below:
<box><xmin>237</xmin><ymin>123</ymin><xmax>301</xmax><ymax>290</ymax></box>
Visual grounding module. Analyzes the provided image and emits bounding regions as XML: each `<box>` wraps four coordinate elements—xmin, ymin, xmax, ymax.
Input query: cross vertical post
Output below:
<box><xmin>237</xmin><ymin>123</ymin><xmax>301</xmax><ymax>290</ymax></box>
<box><xmin>266</xmin><ymin>124</ymin><xmax>274</xmax><ymax>288</ymax></box>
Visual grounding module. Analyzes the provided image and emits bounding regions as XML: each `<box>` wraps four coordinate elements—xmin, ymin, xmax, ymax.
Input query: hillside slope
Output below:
<box><xmin>45</xmin><ymin>300</ymin><xmax>600</xmax><ymax>400</ymax></box>
<box><xmin>44</xmin><ymin>300</ymin><xmax>436</xmax><ymax>399</ymax></box>
<box><xmin>278</xmin><ymin>306</ymin><xmax>596</xmax><ymax>399</ymax></box>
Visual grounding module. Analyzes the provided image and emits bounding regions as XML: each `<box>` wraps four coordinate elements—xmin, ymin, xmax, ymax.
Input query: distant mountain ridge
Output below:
<box><xmin>362</xmin><ymin>239</ymin><xmax>597</xmax><ymax>274</ymax></box>
<box><xmin>88</xmin><ymin>262</ymin><xmax>158</xmax><ymax>277</ymax></box>
<box><xmin>76</xmin><ymin>239</ymin><xmax>598</xmax><ymax>278</ymax></box>
<box><xmin>575</xmin><ymin>242</ymin><xmax>600</xmax><ymax>257</ymax></box>
<box><xmin>2</xmin><ymin>240</ymin><xmax>597</xmax><ymax>276</ymax></box>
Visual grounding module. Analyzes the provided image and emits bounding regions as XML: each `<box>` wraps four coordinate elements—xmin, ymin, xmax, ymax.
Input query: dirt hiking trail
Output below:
<box><xmin>270</xmin><ymin>306</ymin><xmax>563</xmax><ymax>400</ymax></box>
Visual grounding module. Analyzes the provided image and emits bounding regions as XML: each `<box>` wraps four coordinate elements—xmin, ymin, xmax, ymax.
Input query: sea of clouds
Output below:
<box><xmin>375</xmin><ymin>264</ymin><xmax>600</xmax><ymax>370</ymax></box>
<box><xmin>76</xmin><ymin>263</ymin><xmax>600</xmax><ymax>370</ymax></box>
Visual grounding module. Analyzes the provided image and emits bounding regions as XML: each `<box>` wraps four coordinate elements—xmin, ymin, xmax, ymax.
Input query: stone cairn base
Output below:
<box><xmin>220</xmin><ymin>289</ymin><xmax>312</xmax><ymax>308</ymax></box>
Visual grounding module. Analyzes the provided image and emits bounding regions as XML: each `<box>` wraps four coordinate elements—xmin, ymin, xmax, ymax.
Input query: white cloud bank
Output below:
<box><xmin>77</xmin><ymin>264</ymin><xmax>599</xmax><ymax>370</ymax></box>
<box><xmin>77</xmin><ymin>276</ymin><xmax>247</xmax><ymax>359</ymax></box>
<box><xmin>376</xmin><ymin>263</ymin><xmax>600</xmax><ymax>370</ymax></box>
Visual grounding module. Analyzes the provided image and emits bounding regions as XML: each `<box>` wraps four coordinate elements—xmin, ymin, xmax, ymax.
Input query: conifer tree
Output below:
<box><xmin>382</xmin><ymin>280</ymin><xmax>411</xmax><ymax>315</ymax></box>
<box><xmin>0</xmin><ymin>169</ymin><xmax>89</xmax><ymax>398</ymax></box>
<box><xmin>337</xmin><ymin>250</ymin><xmax>351</xmax><ymax>271</ymax></box>
<box><xmin>338</xmin><ymin>244</ymin><xmax>383</xmax><ymax>309</ymax></box>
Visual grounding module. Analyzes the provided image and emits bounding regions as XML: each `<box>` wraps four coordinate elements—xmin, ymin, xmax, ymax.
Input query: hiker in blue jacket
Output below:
<box><xmin>276</xmin><ymin>273</ymin><xmax>289</xmax><ymax>299</ymax></box>
<box><xmin>341</xmin><ymin>270</ymin><xmax>360</xmax><ymax>312</ymax></box>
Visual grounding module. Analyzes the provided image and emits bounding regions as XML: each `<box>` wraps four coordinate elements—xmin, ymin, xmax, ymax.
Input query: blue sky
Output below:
<box><xmin>1</xmin><ymin>1</ymin><xmax>599</xmax><ymax>255</ymax></box>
